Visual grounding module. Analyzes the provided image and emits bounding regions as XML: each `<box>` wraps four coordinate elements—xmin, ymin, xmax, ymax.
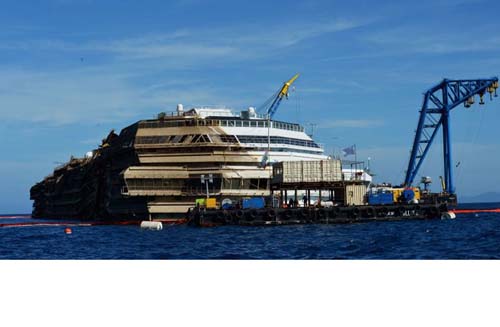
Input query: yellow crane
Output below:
<box><xmin>260</xmin><ymin>73</ymin><xmax>300</xmax><ymax>118</ymax></box>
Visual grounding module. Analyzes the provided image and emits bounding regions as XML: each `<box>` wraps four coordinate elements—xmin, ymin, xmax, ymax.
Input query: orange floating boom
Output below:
<box><xmin>452</xmin><ymin>209</ymin><xmax>500</xmax><ymax>214</ymax></box>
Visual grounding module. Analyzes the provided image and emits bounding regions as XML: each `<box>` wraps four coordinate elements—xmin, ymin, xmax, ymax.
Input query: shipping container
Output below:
<box><xmin>242</xmin><ymin>197</ymin><xmax>265</xmax><ymax>209</ymax></box>
<box><xmin>272</xmin><ymin>160</ymin><xmax>342</xmax><ymax>184</ymax></box>
<box><xmin>367</xmin><ymin>191</ymin><xmax>394</xmax><ymax>205</ymax></box>
<box><xmin>345</xmin><ymin>184</ymin><xmax>367</xmax><ymax>206</ymax></box>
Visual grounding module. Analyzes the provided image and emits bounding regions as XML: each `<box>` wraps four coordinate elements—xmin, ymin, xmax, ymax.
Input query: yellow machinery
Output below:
<box><xmin>196</xmin><ymin>198</ymin><xmax>217</xmax><ymax>209</ymax></box>
<box><xmin>392</xmin><ymin>187</ymin><xmax>421</xmax><ymax>203</ymax></box>
<box><xmin>206</xmin><ymin>198</ymin><xmax>217</xmax><ymax>209</ymax></box>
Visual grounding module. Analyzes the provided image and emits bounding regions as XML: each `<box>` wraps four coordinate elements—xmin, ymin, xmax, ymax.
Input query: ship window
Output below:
<box><xmin>219</xmin><ymin>135</ymin><xmax>238</xmax><ymax>143</ymax></box>
<box><xmin>183</xmin><ymin>135</ymin><xmax>194</xmax><ymax>143</ymax></box>
<box><xmin>192</xmin><ymin>135</ymin><xmax>210</xmax><ymax>143</ymax></box>
<box><xmin>228</xmin><ymin>121</ymin><xmax>235</xmax><ymax>127</ymax></box>
<box><xmin>259</xmin><ymin>178</ymin><xmax>268</xmax><ymax>190</ymax></box>
<box><xmin>249</xmin><ymin>179</ymin><xmax>259</xmax><ymax>190</ymax></box>
<box><xmin>210</xmin><ymin>135</ymin><xmax>221</xmax><ymax>143</ymax></box>
<box><xmin>230</xmin><ymin>178</ymin><xmax>241</xmax><ymax>189</ymax></box>
<box><xmin>250</xmin><ymin>121</ymin><xmax>257</xmax><ymax>127</ymax></box>
<box><xmin>171</xmin><ymin>135</ymin><xmax>182</xmax><ymax>143</ymax></box>
<box><xmin>241</xmin><ymin>179</ymin><xmax>251</xmax><ymax>189</ymax></box>
<box><xmin>243</xmin><ymin>121</ymin><xmax>250</xmax><ymax>127</ymax></box>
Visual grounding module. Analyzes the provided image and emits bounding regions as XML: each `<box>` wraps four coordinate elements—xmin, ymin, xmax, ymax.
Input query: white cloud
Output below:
<box><xmin>0</xmin><ymin>17</ymin><xmax>373</xmax><ymax>126</ymax></box>
<box><xmin>0</xmin><ymin>18</ymin><xmax>370</xmax><ymax>63</ymax></box>
<box><xmin>235</xmin><ymin>19</ymin><xmax>369</xmax><ymax>48</ymax></box>
<box><xmin>364</xmin><ymin>28</ymin><xmax>500</xmax><ymax>55</ymax></box>
<box><xmin>0</xmin><ymin>67</ymin><xmax>249</xmax><ymax>125</ymax></box>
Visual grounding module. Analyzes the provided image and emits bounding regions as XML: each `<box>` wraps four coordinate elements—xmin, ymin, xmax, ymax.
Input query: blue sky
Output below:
<box><xmin>1</xmin><ymin>0</ymin><xmax>500</xmax><ymax>213</ymax></box>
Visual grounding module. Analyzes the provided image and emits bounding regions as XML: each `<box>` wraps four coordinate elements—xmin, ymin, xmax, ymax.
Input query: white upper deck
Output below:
<box><xmin>144</xmin><ymin>105</ymin><xmax>324</xmax><ymax>156</ymax></box>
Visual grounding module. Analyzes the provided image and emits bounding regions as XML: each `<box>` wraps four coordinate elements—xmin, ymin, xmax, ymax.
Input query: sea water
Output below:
<box><xmin>1</xmin><ymin>203</ymin><xmax>499</xmax><ymax>259</ymax></box>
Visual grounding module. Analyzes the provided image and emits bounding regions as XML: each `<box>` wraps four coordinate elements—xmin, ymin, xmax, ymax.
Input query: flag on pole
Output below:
<box><xmin>342</xmin><ymin>145</ymin><xmax>356</xmax><ymax>157</ymax></box>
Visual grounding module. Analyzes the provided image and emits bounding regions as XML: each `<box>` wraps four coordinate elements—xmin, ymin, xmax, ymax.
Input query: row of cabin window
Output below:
<box><xmin>125</xmin><ymin>178</ymin><xmax>269</xmax><ymax>191</ymax></box>
<box><xmin>139</xmin><ymin>119</ymin><xmax>304</xmax><ymax>132</ymax></box>
<box><xmin>135</xmin><ymin>134</ymin><xmax>238</xmax><ymax>145</ymax></box>
<box><xmin>126</xmin><ymin>179</ymin><xmax>185</xmax><ymax>190</ymax></box>
<box><xmin>236</xmin><ymin>135</ymin><xmax>321</xmax><ymax>148</ymax></box>
<box><xmin>222</xmin><ymin>178</ymin><xmax>269</xmax><ymax>190</ymax></box>
<box><xmin>219</xmin><ymin>120</ymin><xmax>303</xmax><ymax>132</ymax></box>
<box><xmin>135</xmin><ymin>134</ymin><xmax>319</xmax><ymax>148</ymax></box>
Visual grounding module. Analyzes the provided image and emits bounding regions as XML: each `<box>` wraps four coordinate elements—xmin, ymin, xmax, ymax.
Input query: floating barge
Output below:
<box><xmin>188</xmin><ymin>203</ymin><xmax>449</xmax><ymax>227</ymax></box>
<box><xmin>187</xmin><ymin>159</ymin><xmax>453</xmax><ymax>227</ymax></box>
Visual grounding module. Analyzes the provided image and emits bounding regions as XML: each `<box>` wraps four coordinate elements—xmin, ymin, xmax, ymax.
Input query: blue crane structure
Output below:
<box><xmin>258</xmin><ymin>74</ymin><xmax>299</xmax><ymax>119</ymax></box>
<box><xmin>404</xmin><ymin>77</ymin><xmax>499</xmax><ymax>194</ymax></box>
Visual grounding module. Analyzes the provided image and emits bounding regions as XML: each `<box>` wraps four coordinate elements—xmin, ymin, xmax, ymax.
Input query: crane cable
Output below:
<box><xmin>257</xmin><ymin>90</ymin><xmax>280</xmax><ymax>114</ymax></box>
<box><xmin>455</xmin><ymin>106</ymin><xmax>487</xmax><ymax>189</ymax></box>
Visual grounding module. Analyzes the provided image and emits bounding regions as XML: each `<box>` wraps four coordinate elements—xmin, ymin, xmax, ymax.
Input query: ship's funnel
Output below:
<box><xmin>177</xmin><ymin>103</ymin><xmax>184</xmax><ymax>114</ymax></box>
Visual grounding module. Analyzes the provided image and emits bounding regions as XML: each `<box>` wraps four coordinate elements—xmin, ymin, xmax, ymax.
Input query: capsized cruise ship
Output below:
<box><xmin>30</xmin><ymin>104</ymin><xmax>335</xmax><ymax>220</ymax></box>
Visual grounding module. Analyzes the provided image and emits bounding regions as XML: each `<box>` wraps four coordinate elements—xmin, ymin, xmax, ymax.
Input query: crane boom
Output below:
<box><xmin>404</xmin><ymin>77</ymin><xmax>499</xmax><ymax>194</ymax></box>
<box><xmin>265</xmin><ymin>73</ymin><xmax>300</xmax><ymax>118</ymax></box>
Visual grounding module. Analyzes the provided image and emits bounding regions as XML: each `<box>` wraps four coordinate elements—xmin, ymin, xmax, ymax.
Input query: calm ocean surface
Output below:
<box><xmin>1</xmin><ymin>203</ymin><xmax>499</xmax><ymax>259</ymax></box>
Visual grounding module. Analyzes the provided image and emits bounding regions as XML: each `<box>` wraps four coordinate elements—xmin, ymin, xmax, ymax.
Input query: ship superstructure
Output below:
<box><xmin>30</xmin><ymin>105</ymin><xmax>327</xmax><ymax>220</ymax></box>
<box><xmin>121</xmin><ymin>105</ymin><xmax>328</xmax><ymax>218</ymax></box>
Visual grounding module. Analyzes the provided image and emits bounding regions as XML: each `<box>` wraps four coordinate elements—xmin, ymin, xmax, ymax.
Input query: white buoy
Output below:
<box><xmin>140</xmin><ymin>221</ymin><xmax>163</xmax><ymax>230</ymax></box>
<box><xmin>441</xmin><ymin>211</ymin><xmax>456</xmax><ymax>220</ymax></box>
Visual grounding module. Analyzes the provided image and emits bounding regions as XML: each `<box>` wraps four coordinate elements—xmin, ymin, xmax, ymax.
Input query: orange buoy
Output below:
<box><xmin>64</xmin><ymin>227</ymin><xmax>72</xmax><ymax>235</ymax></box>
